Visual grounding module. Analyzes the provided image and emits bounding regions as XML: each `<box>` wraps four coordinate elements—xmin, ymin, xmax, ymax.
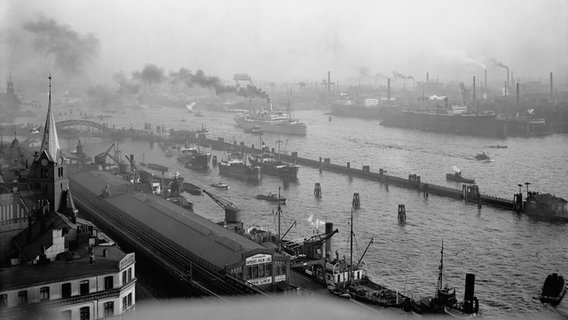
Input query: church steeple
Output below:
<box><xmin>39</xmin><ymin>75</ymin><xmax>60</xmax><ymax>161</ymax></box>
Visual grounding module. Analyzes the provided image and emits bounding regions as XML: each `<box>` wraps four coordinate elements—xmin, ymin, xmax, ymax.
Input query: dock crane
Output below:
<box><xmin>123</xmin><ymin>154</ymin><xmax>140</xmax><ymax>184</ymax></box>
<box><xmin>202</xmin><ymin>189</ymin><xmax>240</xmax><ymax>220</ymax></box>
<box><xmin>94</xmin><ymin>142</ymin><xmax>115</xmax><ymax>166</ymax></box>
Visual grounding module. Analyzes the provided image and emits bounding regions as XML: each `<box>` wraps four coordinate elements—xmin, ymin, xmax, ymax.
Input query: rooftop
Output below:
<box><xmin>70</xmin><ymin>170</ymin><xmax>269</xmax><ymax>269</ymax></box>
<box><xmin>0</xmin><ymin>245</ymin><xmax>128</xmax><ymax>291</ymax></box>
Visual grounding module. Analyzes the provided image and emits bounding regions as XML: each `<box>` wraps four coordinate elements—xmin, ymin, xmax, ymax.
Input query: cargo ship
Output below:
<box><xmin>248</xmin><ymin>152</ymin><xmax>299</xmax><ymax>180</ymax></box>
<box><xmin>329</xmin><ymin>92</ymin><xmax>389</xmax><ymax>119</ymax></box>
<box><xmin>177</xmin><ymin>145</ymin><xmax>210</xmax><ymax>170</ymax></box>
<box><xmin>218</xmin><ymin>154</ymin><xmax>261</xmax><ymax>183</ymax></box>
<box><xmin>234</xmin><ymin>101</ymin><xmax>306</xmax><ymax>136</ymax></box>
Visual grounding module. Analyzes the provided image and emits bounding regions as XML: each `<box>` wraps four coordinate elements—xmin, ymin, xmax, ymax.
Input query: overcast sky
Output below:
<box><xmin>1</xmin><ymin>0</ymin><xmax>567</xmax><ymax>88</ymax></box>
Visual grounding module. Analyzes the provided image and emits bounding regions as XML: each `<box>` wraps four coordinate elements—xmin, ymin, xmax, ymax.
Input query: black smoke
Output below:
<box><xmin>23</xmin><ymin>15</ymin><xmax>100</xmax><ymax>75</ymax></box>
<box><xmin>133</xmin><ymin>64</ymin><xmax>165</xmax><ymax>84</ymax></box>
<box><xmin>392</xmin><ymin>71</ymin><xmax>414</xmax><ymax>80</ymax></box>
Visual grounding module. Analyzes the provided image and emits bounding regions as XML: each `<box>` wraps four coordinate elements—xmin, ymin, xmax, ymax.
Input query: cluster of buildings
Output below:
<box><xmin>0</xmin><ymin>78</ymin><xmax>136</xmax><ymax>320</ymax></box>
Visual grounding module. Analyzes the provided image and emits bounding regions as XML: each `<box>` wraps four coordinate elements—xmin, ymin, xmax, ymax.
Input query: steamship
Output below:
<box><xmin>234</xmin><ymin>101</ymin><xmax>307</xmax><ymax>136</ymax></box>
<box><xmin>329</xmin><ymin>92</ymin><xmax>391</xmax><ymax>119</ymax></box>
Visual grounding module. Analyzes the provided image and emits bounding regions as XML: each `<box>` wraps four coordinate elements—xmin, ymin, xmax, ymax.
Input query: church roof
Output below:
<box><xmin>39</xmin><ymin>76</ymin><xmax>60</xmax><ymax>162</ymax></box>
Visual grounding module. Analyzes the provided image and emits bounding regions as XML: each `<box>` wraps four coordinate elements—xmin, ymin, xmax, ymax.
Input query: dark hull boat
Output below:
<box><xmin>218</xmin><ymin>158</ymin><xmax>261</xmax><ymax>183</ymax></box>
<box><xmin>446</xmin><ymin>172</ymin><xmax>475</xmax><ymax>184</ymax></box>
<box><xmin>177</xmin><ymin>146</ymin><xmax>211</xmax><ymax>170</ymax></box>
<box><xmin>248</xmin><ymin>153</ymin><xmax>299</xmax><ymax>180</ymax></box>
<box><xmin>540</xmin><ymin>273</ymin><xmax>566</xmax><ymax>306</ymax></box>
<box><xmin>256</xmin><ymin>193</ymin><xmax>286</xmax><ymax>204</ymax></box>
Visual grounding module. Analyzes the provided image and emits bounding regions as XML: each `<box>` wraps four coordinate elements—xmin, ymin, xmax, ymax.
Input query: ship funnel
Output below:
<box><xmin>325</xmin><ymin>222</ymin><xmax>333</xmax><ymax>259</ymax></box>
<box><xmin>463</xmin><ymin>273</ymin><xmax>478</xmax><ymax>314</ymax></box>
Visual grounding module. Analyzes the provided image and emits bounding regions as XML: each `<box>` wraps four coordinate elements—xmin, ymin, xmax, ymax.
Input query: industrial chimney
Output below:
<box><xmin>550</xmin><ymin>72</ymin><xmax>554</xmax><ymax>102</ymax></box>
<box><xmin>516</xmin><ymin>83</ymin><xmax>520</xmax><ymax>107</ymax></box>
<box><xmin>473</xmin><ymin>76</ymin><xmax>476</xmax><ymax>112</ymax></box>
<box><xmin>327</xmin><ymin>71</ymin><xmax>331</xmax><ymax>92</ymax></box>
<box><xmin>426</xmin><ymin>72</ymin><xmax>429</xmax><ymax>83</ymax></box>
<box><xmin>484</xmin><ymin>69</ymin><xmax>487</xmax><ymax>90</ymax></box>
<box><xmin>506</xmin><ymin>66</ymin><xmax>509</xmax><ymax>96</ymax></box>
<box><xmin>387</xmin><ymin>78</ymin><xmax>391</xmax><ymax>101</ymax></box>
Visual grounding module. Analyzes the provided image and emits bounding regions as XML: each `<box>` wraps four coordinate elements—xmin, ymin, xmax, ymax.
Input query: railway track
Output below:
<box><xmin>70</xmin><ymin>180</ymin><xmax>269</xmax><ymax>299</ymax></box>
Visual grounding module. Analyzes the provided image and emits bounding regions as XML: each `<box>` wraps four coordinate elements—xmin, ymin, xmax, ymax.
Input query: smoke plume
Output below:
<box><xmin>23</xmin><ymin>15</ymin><xmax>100</xmax><ymax>75</ymax></box>
<box><xmin>491</xmin><ymin>59</ymin><xmax>508</xmax><ymax>69</ymax></box>
<box><xmin>133</xmin><ymin>64</ymin><xmax>165</xmax><ymax>84</ymax></box>
<box><xmin>392</xmin><ymin>71</ymin><xmax>414</xmax><ymax>80</ymax></box>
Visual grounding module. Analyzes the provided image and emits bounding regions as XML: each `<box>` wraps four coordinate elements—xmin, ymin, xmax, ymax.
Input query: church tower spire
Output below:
<box><xmin>40</xmin><ymin>75</ymin><xmax>60</xmax><ymax>161</ymax></box>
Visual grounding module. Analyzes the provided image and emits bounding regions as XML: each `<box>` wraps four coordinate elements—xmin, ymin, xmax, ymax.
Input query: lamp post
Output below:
<box><xmin>517</xmin><ymin>184</ymin><xmax>523</xmax><ymax>194</ymax></box>
<box><xmin>525</xmin><ymin>182</ymin><xmax>531</xmax><ymax>195</ymax></box>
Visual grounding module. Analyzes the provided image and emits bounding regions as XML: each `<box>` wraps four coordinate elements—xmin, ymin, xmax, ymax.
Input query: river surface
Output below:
<box><xmin>36</xmin><ymin>105</ymin><xmax>568</xmax><ymax>319</ymax></box>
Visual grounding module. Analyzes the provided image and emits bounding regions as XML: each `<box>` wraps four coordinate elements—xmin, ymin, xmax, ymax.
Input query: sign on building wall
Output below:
<box><xmin>245</xmin><ymin>254</ymin><xmax>272</xmax><ymax>266</ymax></box>
<box><xmin>119</xmin><ymin>253</ymin><xmax>135</xmax><ymax>270</ymax></box>
<box><xmin>248</xmin><ymin>276</ymin><xmax>272</xmax><ymax>286</ymax></box>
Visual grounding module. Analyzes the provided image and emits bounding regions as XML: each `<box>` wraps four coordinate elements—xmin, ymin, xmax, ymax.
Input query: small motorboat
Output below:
<box><xmin>210</xmin><ymin>182</ymin><xmax>229</xmax><ymax>190</ymax></box>
<box><xmin>540</xmin><ymin>273</ymin><xmax>566</xmax><ymax>306</ymax></box>
<box><xmin>256</xmin><ymin>193</ymin><xmax>286</xmax><ymax>204</ymax></box>
<box><xmin>474</xmin><ymin>152</ymin><xmax>490</xmax><ymax>161</ymax></box>
<box><xmin>251</xmin><ymin>125</ymin><xmax>263</xmax><ymax>134</ymax></box>
<box><xmin>446</xmin><ymin>172</ymin><xmax>475</xmax><ymax>184</ymax></box>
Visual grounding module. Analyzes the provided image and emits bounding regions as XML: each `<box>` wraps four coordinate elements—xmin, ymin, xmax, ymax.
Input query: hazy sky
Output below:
<box><xmin>1</xmin><ymin>0</ymin><xmax>567</xmax><ymax>88</ymax></box>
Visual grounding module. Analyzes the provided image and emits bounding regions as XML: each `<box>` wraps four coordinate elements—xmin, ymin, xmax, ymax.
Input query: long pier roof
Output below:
<box><xmin>70</xmin><ymin>170</ymin><xmax>268</xmax><ymax>269</ymax></box>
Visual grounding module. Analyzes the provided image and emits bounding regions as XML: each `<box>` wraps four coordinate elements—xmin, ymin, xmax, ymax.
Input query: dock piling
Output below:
<box><xmin>352</xmin><ymin>193</ymin><xmax>360</xmax><ymax>209</ymax></box>
<box><xmin>398</xmin><ymin>204</ymin><xmax>406</xmax><ymax>224</ymax></box>
<box><xmin>314</xmin><ymin>183</ymin><xmax>322</xmax><ymax>198</ymax></box>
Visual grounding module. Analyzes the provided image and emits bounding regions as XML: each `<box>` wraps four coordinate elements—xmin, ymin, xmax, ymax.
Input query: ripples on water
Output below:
<box><xmin>52</xmin><ymin>107</ymin><xmax>568</xmax><ymax>319</ymax></box>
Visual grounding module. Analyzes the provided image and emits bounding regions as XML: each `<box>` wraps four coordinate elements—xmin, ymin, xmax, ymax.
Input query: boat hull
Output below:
<box><xmin>248</xmin><ymin>157</ymin><xmax>299</xmax><ymax>180</ymax></box>
<box><xmin>446</xmin><ymin>173</ymin><xmax>475</xmax><ymax>184</ymax></box>
<box><xmin>234</xmin><ymin>116</ymin><xmax>307</xmax><ymax>135</ymax></box>
<box><xmin>218</xmin><ymin>162</ymin><xmax>261</xmax><ymax>183</ymax></box>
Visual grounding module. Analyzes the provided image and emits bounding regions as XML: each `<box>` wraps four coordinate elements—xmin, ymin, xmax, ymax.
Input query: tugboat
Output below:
<box><xmin>256</xmin><ymin>192</ymin><xmax>286</xmax><ymax>204</ymax></box>
<box><xmin>218</xmin><ymin>153</ymin><xmax>261</xmax><ymax>183</ymax></box>
<box><xmin>325</xmin><ymin>209</ymin><xmax>411</xmax><ymax>309</ymax></box>
<box><xmin>474</xmin><ymin>152</ymin><xmax>490</xmax><ymax>161</ymax></box>
<box><xmin>411</xmin><ymin>240</ymin><xmax>479</xmax><ymax>316</ymax></box>
<box><xmin>446</xmin><ymin>166</ymin><xmax>475</xmax><ymax>184</ymax></box>
<box><xmin>540</xmin><ymin>273</ymin><xmax>566</xmax><ymax>305</ymax></box>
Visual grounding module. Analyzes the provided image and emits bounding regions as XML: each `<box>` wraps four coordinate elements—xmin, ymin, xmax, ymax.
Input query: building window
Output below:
<box><xmin>0</xmin><ymin>294</ymin><xmax>7</xmax><ymax>309</ymax></box>
<box><xmin>127</xmin><ymin>293</ymin><xmax>132</xmax><ymax>308</ymax></box>
<box><xmin>122</xmin><ymin>296</ymin><xmax>127</xmax><ymax>311</ymax></box>
<box><xmin>17</xmin><ymin>290</ymin><xmax>27</xmax><ymax>305</ymax></box>
<box><xmin>79</xmin><ymin>306</ymin><xmax>90</xmax><ymax>320</ymax></box>
<box><xmin>104</xmin><ymin>276</ymin><xmax>113</xmax><ymax>290</ymax></box>
<box><xmin>80</xmin><ymin>280</ymin><xmax>89</xmax><ymax>295</ymax></box>
<box><xmin>62</xmin><ymin>283</ymin><xmax>71</xmax><ymax>298</ymax></box>
<box><xmin>103</xmin><ymin>301</ymin><xmax>114</xmax><ymax>318</ymax></box>
<box><xmin>40</xmin><ymin>286</ymin><xmax>50</xmax><ymax>301</ymax></box>
<box><xmin>122</xmin><ymin>271</ymin><xmax>127</xmax><ymax>284</ymax></box>
<box><xmin>127</xmin><ymin>267</ymin><xmax>132</xmax><ymax>281</ymax></box>
<box><xmin>60</xmin><ymin>310</ymin><xmax>72</xmax><ymax>320</ymax></box>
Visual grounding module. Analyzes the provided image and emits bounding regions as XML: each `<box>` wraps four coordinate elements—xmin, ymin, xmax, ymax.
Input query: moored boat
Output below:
<box><xmin>540</xmin><ymin>273</ymin><xmax>566</xmax><ymax>305</ymax></box>
<box><xmin>146</xmin><ymin>163</ymin><xmax>169</xmax><ymax>173</ymax></box>
<box><xmin>248</xmin><ymin>152</ymin><xmax>299</xmax><ymax>180</ymax></box>
<box><xmin>474</xmin><ymin>152</ymin><xmax>489</xmax><ymax>161</ymax></box>
<box><xmin>446</xmin><ymin>167</ymin><xmax>475</xmax><ymax>184</ymax></box>
<box><xmin>218</xmin><ymin>153</ymin><xmax>261</xmax><ymax>183</ymax></box>
<box><xmin>210</xmin><ymin>182</ymin><xmax>229</xmax><ymax>190</ymax></box>
<box><xmin>256</xmin><ymin>192</ymin><xmax>286</xmax><ymax>204</ymax></box>
<box><xmin>177</xmin><ymin>144</ymin><xmax>210</xmax><ymax>170</ymax></box>
<box><xmin>410</xmin><ymin>240</ymin><xmax>479</xmax><ymax>316</ymax></box>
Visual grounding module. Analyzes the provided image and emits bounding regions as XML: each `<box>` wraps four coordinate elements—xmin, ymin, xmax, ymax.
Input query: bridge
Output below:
<box><xmin>56</xmin><ymin>119</ymin><xmax>114</xmax><ymax>134</ymax></box>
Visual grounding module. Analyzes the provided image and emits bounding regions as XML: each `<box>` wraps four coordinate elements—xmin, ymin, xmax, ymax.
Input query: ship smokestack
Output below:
<box><xmin>550</xmin><ymin>72</ymin><xmax>554</xmax><ymax>101</ymax></box>
<box><xmin>387</xmin><ymin>78</ymin><xmax>391</xmax><ymax>101</ymax></box>
<box><xmin>325</xmin><ymin>222</ymin><xmax>333</xmax><ymax>260</ymax></box>
<box><xmin>327</xmin><ymin>71</ymin><xmax>331</xmax><ymax>92</ymax></box>
<box><xmin>463</xmin><ymin>273</ymin><xmax>477</xmax><ymax>314</ymax></box>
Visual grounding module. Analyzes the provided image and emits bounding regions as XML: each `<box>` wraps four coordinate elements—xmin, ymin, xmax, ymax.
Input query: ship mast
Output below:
<box><xmin>436</xmin><ymin>239</ymin><xmax>444</xmax><ymax>298</ymax></box>
<box><xmin>277</xmin><ymin>187</ymin><xmax>282</xmax><ymax>253</ymax></box>
<box><xmin>349</xmin><ymin>208</ymin><xmax>354</xmax><ymax>283</ymax></box>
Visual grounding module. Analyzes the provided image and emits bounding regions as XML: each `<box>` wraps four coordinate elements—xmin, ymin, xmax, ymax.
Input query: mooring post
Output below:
<box><xmin>423</xmin><ymin>183</ymin><xmax>429</xmax><ymax>198</ymax></box>
<box><xmin>352</xmin><ymin>192</ymin><xmax>360</xmax><ymax>209</ymax></box>
<box><xmin>398</xmin><ymin>204</ymin><xmax>406</xmax><ymax>223</ymax></box>
<box><xmin>314</xmin><ymin>183</ymin><xmax>322</xmax><ymax>198</ymax></box>
<box><xmin>319</xmin><ymin>157</ymin><xmax>322</xmax><ymax>173</ymax></box>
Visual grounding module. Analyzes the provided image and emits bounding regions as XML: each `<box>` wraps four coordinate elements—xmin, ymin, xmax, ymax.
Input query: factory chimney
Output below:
<box><xmin>473</xmin><ymin>76</ymin><xmax>476</xmax><ymax>112</ymax></box>
<box><xmin>387</xmin><ymin>78</ymin><xmax>391</xmax><ymax>102</ymax></box>
<box><xmin>484</xmin><ymin>69</ymin><xmax>487</xmax><ymax>90</ymax></box>
<box><xmin>506</xmin><ymin>66</ymin><xmax>509</xmax><ymax>96</ymax></box>
<box><xmin>516</xmin><ymin>82</ymin><xmax>520</xmax><ymax>108</ymax></box>
<box><xmin>426</xmin><ymin>72</ymin><xmax>429</xmax><ymax>83</ymax></box>
<box><xmin>550</xmin><ymin>72</ymin><xmax>554</xmax><ymax>102</ymax></box>
<box><xmin>327</xmin><ymin>71</ymin><xmax>331</xmax><ymax>92</ymax></box>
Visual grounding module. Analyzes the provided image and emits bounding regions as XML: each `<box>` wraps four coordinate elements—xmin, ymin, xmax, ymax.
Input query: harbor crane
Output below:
<box><xmin>202</xmin><ymin>189</ymin><xmax>240</xmax><ymax>218</ymax></box>
<box><xmin>94</xmin><ymin>142</ymin><xmax>116</xmax><ymax>165</ymax></box>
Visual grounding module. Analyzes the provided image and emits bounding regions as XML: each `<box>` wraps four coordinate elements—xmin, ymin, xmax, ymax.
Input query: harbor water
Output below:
<box><xmin>50</xmin><ymin>106</ymin><xmax>568</xmax><ymax>319</ymax></box>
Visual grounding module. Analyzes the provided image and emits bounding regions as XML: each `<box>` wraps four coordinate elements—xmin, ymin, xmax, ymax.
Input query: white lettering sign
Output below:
<box><xmin>248</xmin><ymin>276</ymin><xmax>272</xmax><ymax>286</ymax></box>
<box><xmin>119</xmin><ymin>253</ymin><xmax>135</xmax><ymax>270</ymax></box>
<box><xmin>275</xmin><ymin>275</ymin><xmax>286</xmax><ymax>283</ymax></box>
<box><xmin>245</xmin><ymin>254</ymin><xmax>272</xmax><ymax>266</ymax></box>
